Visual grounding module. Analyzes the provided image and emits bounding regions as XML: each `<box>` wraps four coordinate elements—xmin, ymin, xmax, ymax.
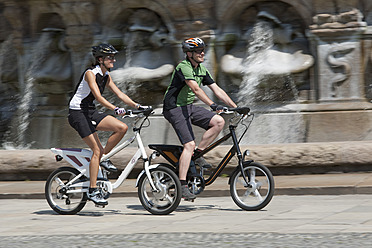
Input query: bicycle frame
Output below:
<box><xmin>102</xmin><ymin>126</ymin><xmax>157</xmax><ymax>190</ymax></box>
<box><xmin>192</xmin><ymin>119</ymin><xmax>250</xmax><ymax>186</ymax></box>
<box><xmin>50</xmin><ymin>110</ymin><xmax>157</xmax><ymax>195</ymax></box>
<box><xmin>149</xmin><ymin>109</ymin><xmax>252</xmax><ymax>187</ymax></box>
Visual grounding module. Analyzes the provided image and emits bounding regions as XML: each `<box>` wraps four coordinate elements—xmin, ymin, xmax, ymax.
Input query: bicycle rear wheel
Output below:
<box><xmin>230</xmin><ymin>162</ymin><xmax>274</xmax><ymax>211</ymax></box>
<box><xmin>45</xmin><ymin>166</ymin><xmax>87</xmax><ymax>215</ymax></box>
<box><xmin>138</xmin><ymin>165</ymin><xmax>181</xmax><ymax>215</ymax></box>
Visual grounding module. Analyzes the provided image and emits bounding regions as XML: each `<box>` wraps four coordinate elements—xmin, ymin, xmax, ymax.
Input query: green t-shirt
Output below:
<box><xmin>163</xmin><ymin>58</ymin><xmax>214</xmax><ymax>110</ymax></box>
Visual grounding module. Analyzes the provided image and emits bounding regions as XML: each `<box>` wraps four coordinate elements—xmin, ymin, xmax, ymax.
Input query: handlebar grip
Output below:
<box><xmin>228</xmin><ymin>107</ymin><xmax>250</xmax><ymax>115</ymax></box>
<box><xmin>125</xmin><ymin>107</ymin><xmax>153</xmax><ymax>116</ymax></box>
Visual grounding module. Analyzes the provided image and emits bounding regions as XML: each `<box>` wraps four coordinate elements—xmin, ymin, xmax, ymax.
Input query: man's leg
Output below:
<box><xmin>179</xmin><ymin>140</ymin><xmax>197</xmax><ymax>200</ymax></box>
<box><xmin>163</xmin><ymin>106</ymin><xmax>197</xmax><ymax>200</ymax></box>
<box><xmin>179</xmin><ymin>140</ymin><xmax>196</xmax><ymax>181</ymax></box>
<box><xmin>197</xmin><ymin>115</ymin><xmax>225</xmax><ymax>150</ymax></box>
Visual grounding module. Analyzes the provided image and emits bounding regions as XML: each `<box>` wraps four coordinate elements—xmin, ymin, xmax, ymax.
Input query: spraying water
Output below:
<box><xmin>236</xmin><ymin>18</ymin><xmax>307</xmax><ymax>144</ymax></box>
<box><xmin>2</xmin><ymin>32</ymin><xmax>53</xmax><ymax>149</ymax></box>
<box><xmin>238</xmin><ymin>20</ymin><xmax>275</xmax><ymax>108</ymax></box>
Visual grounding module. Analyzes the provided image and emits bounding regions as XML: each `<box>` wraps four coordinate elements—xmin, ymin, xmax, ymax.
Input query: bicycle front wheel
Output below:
<box><xmin>45</xmin><ymin>166</ymin><xmax>87</xmax><ymax>215</ymax></box>
<box><xmin>230</xmin><ymin>162</ymin><xmax>274</xmax><ymax>211</ymax></box>
<box><xmin>138</xmin><ymin>165</ymin><xmax>181</xmax><ymax>215</ymax></box>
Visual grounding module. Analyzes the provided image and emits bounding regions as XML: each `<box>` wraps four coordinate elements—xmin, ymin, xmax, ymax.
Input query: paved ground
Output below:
<box><xmin>1</xmin><ymin>172</ymin><xmax>372</xmax><ymax>247</ymax></box>
<box><xmin>1</xmin><ymin>195</ymin><xmax>372</xmax><ymax>247</ymax></box>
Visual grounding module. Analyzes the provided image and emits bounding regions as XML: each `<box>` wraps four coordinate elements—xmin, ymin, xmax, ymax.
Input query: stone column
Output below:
<box><xmin>308</xmin><ymin>9</ymin><xmax>369</xmax><ymax>107</ymax></box>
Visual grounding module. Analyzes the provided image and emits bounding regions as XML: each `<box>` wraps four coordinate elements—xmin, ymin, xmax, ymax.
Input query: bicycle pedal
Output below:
<box><xmin>95</xmin><ymin>204</ymin><xmax>106</xmax><ymax>208</ymax></box>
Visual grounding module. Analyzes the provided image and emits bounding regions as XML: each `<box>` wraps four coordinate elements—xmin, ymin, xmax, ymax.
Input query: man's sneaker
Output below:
<box><xmin>194</xmin><ymin>156</ymin><xmax>212</xmax><ymax>169</ymax></box>
<box><xmin>100</xmin><ymin>159</ymin><xmax>118</xmax><ymax>172</ymax></box>
<box><xmin>87</xmin><ymin>189</ymin><xmax>108</xmax><ymax>206</ymax></box>
<box><xmin>181</xmin><ymin>185</ymin><xmax>196</xmax><ymax>201</ymax></box>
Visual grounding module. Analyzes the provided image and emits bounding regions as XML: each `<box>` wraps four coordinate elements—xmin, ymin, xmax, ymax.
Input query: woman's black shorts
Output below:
<box><xmin>68</xmin><ymin>109</ymin><xmax>108</xmax><ymax>138</ymax></box>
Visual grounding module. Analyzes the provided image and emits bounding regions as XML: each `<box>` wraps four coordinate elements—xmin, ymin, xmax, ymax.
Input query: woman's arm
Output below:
<box><xmin>106</xmin><ymin>75</ymin><xmax>138</xmax><ymax>109</ymax></box>
<box><xmin>85</xmin><ymin>71</ymin><xmax>117</xmax><ymax>110</ymax></box>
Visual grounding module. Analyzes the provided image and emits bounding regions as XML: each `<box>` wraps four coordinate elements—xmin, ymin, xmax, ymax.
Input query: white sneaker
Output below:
<box><xmin>100</xmin><ymin>159</ymin><xmax>118</xmax><ymax>172</ymax></box>
<box><xmin>87</xmin><ymin>189</ymin><xmax>108</xmax><ymax>206</ymax></box>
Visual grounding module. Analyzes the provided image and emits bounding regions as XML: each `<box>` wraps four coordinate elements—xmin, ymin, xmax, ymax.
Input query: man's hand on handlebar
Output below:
<box><xmin>213</xmin><ymin>106</ymin><xmax>251</xmax><ymax>116</ymax></box>
<box><xmin>210</xmin><ymin>103</ymin><xmax>228</xmax><ymax>113</ymax></box>
<box><xmin>137</xmin><ymin>105</ymin><xmax>151</xmax><ymax>111</ymax></box>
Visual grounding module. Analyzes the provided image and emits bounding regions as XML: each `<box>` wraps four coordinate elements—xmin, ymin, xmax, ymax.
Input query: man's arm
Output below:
<box><xmin>208</xmin><ymin>83</ymin><xmax>237</xmax><ymax>108</ymax></box>
<box><xmin>185</xmin><ymin>79</ymin><xmax>214</xmax><ymax>106</ymax></box>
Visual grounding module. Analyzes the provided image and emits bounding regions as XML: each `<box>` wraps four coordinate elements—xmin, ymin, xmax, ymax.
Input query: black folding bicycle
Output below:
<box><xmin>148</xmin><ymin>106</ymin><xmax>274</xmax><ymax>211</ymax></box>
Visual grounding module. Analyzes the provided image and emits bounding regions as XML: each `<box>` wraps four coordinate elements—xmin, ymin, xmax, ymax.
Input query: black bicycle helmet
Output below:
<box><xmin>92</xmin><ymin>43</ymin><xmax>118</xmax><ymax>58</ymax></box>
<box><xmin>182</xmin><ymin>37</ymin><xmax>206</xmax><ymax>53</ymax></box>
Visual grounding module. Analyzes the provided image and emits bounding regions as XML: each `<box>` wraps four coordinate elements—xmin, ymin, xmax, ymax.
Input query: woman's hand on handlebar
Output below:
<box><xmin>114</xmin><ymin>107</ymin><xmax>126</xmax><ymax>116</ymax></box>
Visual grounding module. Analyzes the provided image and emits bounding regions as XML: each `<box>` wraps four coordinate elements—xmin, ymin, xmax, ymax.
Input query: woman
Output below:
<box><xmin>68</xmin><ymin>43</ymin><xmax>146</xmax><ymax>206</ymax></box>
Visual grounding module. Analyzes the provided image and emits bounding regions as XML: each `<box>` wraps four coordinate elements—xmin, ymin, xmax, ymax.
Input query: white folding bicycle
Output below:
<box><xmin>45</xmin><ymin>108</ymin><xmax>182</xmax><ymax>215</ymax></box>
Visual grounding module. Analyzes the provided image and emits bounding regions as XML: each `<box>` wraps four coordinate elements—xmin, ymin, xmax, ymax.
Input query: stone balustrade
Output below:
<box><xmin>1</xmin><ymin>141</ymin><xmax>371</xmax><ymax>180</ymax></box>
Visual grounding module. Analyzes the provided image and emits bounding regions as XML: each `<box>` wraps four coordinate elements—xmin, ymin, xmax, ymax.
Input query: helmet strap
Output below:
<box><xmin>98</xmin><ymin>57</ymin><xmax>112</xmax><ymax>72</ymax></box>
<box><xmin>187</xmin><ymin>51</ymin><xmax>200</xmax><ymax>67</ymax></box>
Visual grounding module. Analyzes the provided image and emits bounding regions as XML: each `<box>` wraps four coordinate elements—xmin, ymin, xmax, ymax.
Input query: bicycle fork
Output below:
<box><xmin>230</xmin><ymin>125</ymin><xmax>251</xmax><ymax>186</ymax></box>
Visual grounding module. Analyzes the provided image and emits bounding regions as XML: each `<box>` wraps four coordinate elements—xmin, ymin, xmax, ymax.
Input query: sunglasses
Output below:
<box><xmin>106</xmin><ymin>55</ymin><xmax>116</xmax><ymax>60</ymax></box>
<box><xmin>194</xmin><ymin>49</ymin><xmax>205</xmax><ymax>54</ymax></box>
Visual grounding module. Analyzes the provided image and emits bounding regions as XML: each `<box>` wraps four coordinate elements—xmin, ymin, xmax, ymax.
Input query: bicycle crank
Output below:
<box><xmin>188</xmin><ymin>175</ymin><xmax>205</xmax><ymax>195</ymax></box>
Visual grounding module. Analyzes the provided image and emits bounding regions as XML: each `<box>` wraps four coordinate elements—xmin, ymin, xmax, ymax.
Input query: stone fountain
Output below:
<box><xmin>1</xmin><ymin>0</ymin><xmax>372</xmax><ymax>149</ymax></box>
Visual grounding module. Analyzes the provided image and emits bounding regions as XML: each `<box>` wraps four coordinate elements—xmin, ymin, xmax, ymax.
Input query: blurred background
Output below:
<box><xmin>0</xmin><ymin>0</ymin><xmax>372</xmax><ymax>149</ymax></box>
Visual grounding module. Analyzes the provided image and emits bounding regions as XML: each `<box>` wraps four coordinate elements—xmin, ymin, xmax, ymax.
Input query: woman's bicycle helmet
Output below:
<box><xmin>182</xmin><ymin>37</ymin><xmax>206</xmax><ymax>53</ymax></box>
<box><xmin>92</xmin><ymin>43</ymin><xmax>118</xmax><ymax>58</ymax></box>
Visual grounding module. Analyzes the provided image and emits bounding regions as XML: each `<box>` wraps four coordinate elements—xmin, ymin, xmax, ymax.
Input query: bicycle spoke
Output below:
<box><xmin>256</xmin><ymin>180</ymin><xmax>263</xmax><ymax>188</ymax></box>
<box><xmin>165</xmin><ymin>194</ymin><xmax>173</xmax><ymax>203</ymax></box>
<box><xmin>153</xmin><ymin>172</ymin><xmax>162</xmax><ymax>183</ymax></box>
<box><xmin>249</xmin><ymin>168</ymin><xmax>256</xmax><ymax>181</ymax></box>
<box><xmin>237</xmin><ymin>178</ymin><xmax>248</xmax><ymax>187</ymax></box>
<box><xmin>54</xmin><ymin>177</ymin><xmax>65</xmax><ymax>187</ymax></box>
<box><xmin>253</xmin><ymin>189</ymin><xmax>263</xmax><ymax>201</ymax></box>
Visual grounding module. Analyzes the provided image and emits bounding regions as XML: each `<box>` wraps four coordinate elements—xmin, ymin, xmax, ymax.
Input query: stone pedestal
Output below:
<box><xmin>308</xmin><ymin>9</ymin><xmax>368</xmax><ymax>104</ymax></box>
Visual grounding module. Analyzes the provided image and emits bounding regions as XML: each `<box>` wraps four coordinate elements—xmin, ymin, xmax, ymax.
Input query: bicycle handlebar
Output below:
<box><xmin>122</xmin><ymin>106</ymin><xmax>249</xmax><ymax>118</ymax></box>
<box><xmin>228</xmin><ymin>107</ymin><xmax>250</xmax><ymax>115</ymax></box>
<box><xmin>123</xmin><ymin>107</ymin><xmax>154</xmax><ymax>117</ymax></box>
<box><xmin>220</xmin><ymin>107</ymin><xmax>250</xmax><ymax>115</ymax></box>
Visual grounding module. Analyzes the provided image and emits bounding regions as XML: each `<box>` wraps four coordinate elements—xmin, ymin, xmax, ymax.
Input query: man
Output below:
<box><xmin>163</xmin><ymin>37</ymin><xmax>237</xmax><ymax>200</ymax></box>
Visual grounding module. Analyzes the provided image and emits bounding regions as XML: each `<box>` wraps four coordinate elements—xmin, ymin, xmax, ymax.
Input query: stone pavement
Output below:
<box><xmin>1</xmin><ymin>195</ymin><xmax>372</xmax><ymax>247</ymax></box>
<box><xmin>1</xmin><ymin>172</ymin><xmax>372</xmax><ymax>199</ymax></box>
<box><xmin>1</xmin><ymin>172</ymin><xmax>372</xmax><ymax>247</ymax></box>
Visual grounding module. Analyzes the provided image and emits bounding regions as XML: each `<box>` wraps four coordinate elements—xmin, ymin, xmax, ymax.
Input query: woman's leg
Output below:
<box><xmin>82</xmin><ymin>132</ymin><xmax>104</xmax><ymax>188</ymax></box>
<box><xmin>96</xmin><ymin>115</ymin><xmax>128</xmax><ymax>154</ymax></box>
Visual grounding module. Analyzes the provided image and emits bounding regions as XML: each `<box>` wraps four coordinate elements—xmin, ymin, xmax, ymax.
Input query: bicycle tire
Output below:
<box><xmin>230</xmin><ymin>162</ymin><xmax>274</xmax><ymax>211</ymax></box>
<box><xmin>138</xmin><ymin>165</ymin><xmax>181</xmax><ymax>215</ymax></box>
<box><xmin>45</xmin><ymin>166</ymin><xmax>88</xmax><ymax>215</ymax></box>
